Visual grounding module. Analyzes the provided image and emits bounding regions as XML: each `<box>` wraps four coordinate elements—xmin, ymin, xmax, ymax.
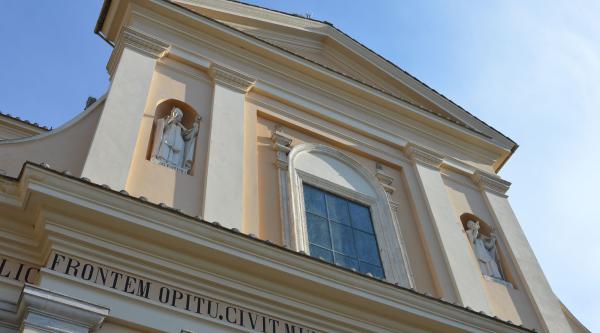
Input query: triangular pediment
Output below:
<box><xmin>173</xmin><ymin>0</ymin><xmax>516</xmax><ymax>152</ymax></box>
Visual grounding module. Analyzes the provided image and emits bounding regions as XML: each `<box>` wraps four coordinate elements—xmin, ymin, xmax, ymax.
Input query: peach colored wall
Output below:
<box><xmin>0</xmin><ymin>101</ymin><xmax>103</xmax><ymax>177</ymax></box>
<box><xmin>256</xmin><ymin>117</ymin><xmax>283</xmax><ymax>244</ymax></box>
<box><xmin>254</xmin><ymin>108</ymin><xmax>436</xmax><ymax>295</ymax></box>
<box><xmin>125</xmin><ymin>60</ymin><xmax>213</xmax><ymax>217</ymax></box>
<box><xmin>443</xmin><ymin>174</ymin><xmax>542</xmax><ymax>329</ymax></box>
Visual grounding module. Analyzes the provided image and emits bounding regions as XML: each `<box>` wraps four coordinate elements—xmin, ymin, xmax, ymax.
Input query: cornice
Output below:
<box><xmin>1</xmin><ymin>162</ymin><xmax>534</xmax><ymax>332</ymax></box>
<box><xmin>107</xmin><ymin>27</ymin><xmax>170</xmax><ymax>76</ymax></box>
<box><xmin>160</xmin><ymin>0</ymin><xmax>517</xmax><ymax>150</ymax></box>
<box><xmin>471</xmin><ymin>170</ymin><xmax>511</xmax><ymax>195</ymax></box>
<box><xmin>208</xmin><ymin>63</ymin><xmax>256</xmax><ymax>93</ymax></box>
<box><xmin>123</xmin><ymin>4</ymin><xmax>510</xmax><ymax>177</ymax></box>
<box><xmin>139</xmin><ymin>2</ymin><xmax>505</xmax><ymax>149</ymax></box>
<box><xmin>405</xmin><ymin>144</ymin><xmax>444</xmax><ymax>169</ymax></box>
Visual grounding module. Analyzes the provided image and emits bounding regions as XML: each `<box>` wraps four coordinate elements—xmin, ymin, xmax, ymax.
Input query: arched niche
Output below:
<box><xmin>460</xmin><ymin>213</ymin><xmax>493</xmax><ymax>236</ymax></box>
<box><xmin>146</xmin><ymin>99</ymin><xmax>201</xmax><ymax>174</ymax></box>
<box><xmin>460</xmin><ymin>213</ymin><xmax>514</xmax><ymax>285</ymax></box>
<box><xmin>287</xmin><ymin>143</ymin><xmax>413</xmax><ymax>287</ymax></box>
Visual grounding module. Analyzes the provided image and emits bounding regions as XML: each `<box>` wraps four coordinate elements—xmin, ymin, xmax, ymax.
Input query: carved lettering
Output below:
<box><xmin>0</xmin><ymin>256</ymin><xmax>40</xmax><ymax>284</ymax></box>
<box><xmin>45</xmin><ymin>252</ymin><xmax>321</xmax><ymax>333</ymax></box>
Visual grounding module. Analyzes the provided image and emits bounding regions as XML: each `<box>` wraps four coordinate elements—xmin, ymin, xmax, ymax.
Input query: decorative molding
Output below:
<box><xmin>271</xmin><ymin>127</ymin><xmax>293</xmax><ymax>170</ymax></box>
<box><xmin>405</xmin><ymin>143</ymin><xmax>444</xmax><ymax>168</ymax></box>
<box><xmin>4</xmin><ymin>164</ymin><xmax>535</xmax><ymax>333</ymax></box>
<box><xmin>287</xmin><ymin>143</ymin><xmax>414</xmax><ymax>287</ymax></box>
<box><xmin>209</xmin><ymin>63</ymin><xmax>256</xmax><ymax>93</ymax></box>
<box><xmin>107</xmin><ymin>27</ymin><xmax>169</xmax><ymax>77</ymax></box>
<box><xmin>271</xmin><ymin>126</ymin><xmax>294</xmax><ymax>247</ymax></box>
<box><xmin>375</xmin><ymin>163</ymin><xmax>395</xmax><ymax>195</ymax></box>
<box><xmin>18</xmin><ymin>285</ymin><xmax>109</xmax><ymax>333</ymax></box>
<box><xmin>373</xmin><ymin>163</ymin><xmax>415</xmax><ymax>287</ymax></box>
<box><xmin>138</xmin><ymin>7</ymin><xmax>510</xmax><ymax>173</ymax></box>
<box><xmin>471</xmin><ymin>170</ymin><xmax>511</xmax><ymax>195</ymax></box>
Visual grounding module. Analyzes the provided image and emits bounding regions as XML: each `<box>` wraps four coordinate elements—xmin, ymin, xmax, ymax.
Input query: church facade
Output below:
<box><xmin>0</xmin><ymin>1</ymin><xmax>588</xmax><ymax>332</ymax></box>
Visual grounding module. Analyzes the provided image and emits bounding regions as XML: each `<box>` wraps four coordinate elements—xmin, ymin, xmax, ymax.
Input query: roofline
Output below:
<box><xmin>0</xmin><ymin>112</ymin><xmax>51</xmax><ymax>132</ymax></box>
<box><xmin>94</xmin><ymin>0</ymin><xmax>115</xmax><ymax>47</ymax></box>
<box><xmin>176</xmin><ymin>0</ymin><xmax>518</xmax><ymax>149</ymax></box>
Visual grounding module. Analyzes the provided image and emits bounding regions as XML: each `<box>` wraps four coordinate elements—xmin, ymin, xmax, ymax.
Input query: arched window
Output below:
<box><xmin>286</xmin><ymin>143</ymin><xmax>412</xmax><ymax>286</ymax></box>
<box><xmin>147</xmin><ymin>99</ymin><xmax>201</xmax><ymax>175</ymax></box>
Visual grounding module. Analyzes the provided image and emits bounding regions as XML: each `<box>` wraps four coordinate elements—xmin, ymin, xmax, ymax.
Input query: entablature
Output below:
<box><xmin>0</xmin><ymin>163</ymin><xmax>533</xmax><ymax>333</ymax></box>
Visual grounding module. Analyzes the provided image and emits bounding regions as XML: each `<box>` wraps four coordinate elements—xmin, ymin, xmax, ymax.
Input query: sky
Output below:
<box><xmin>1</xmin><ymin>0</ymin><xmax>598</xmax><ymax>331</ymax></box>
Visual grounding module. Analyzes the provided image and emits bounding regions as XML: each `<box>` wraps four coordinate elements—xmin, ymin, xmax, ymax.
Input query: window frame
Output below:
<box><xmin>286</xmin><ymin>143</ymin><xmax>412</xmax><ymax>286</ymax></box>
<box><xmin>300</xmin><ymin>177</ymin><xmax>386</xmax><ymax>277</ymax></box>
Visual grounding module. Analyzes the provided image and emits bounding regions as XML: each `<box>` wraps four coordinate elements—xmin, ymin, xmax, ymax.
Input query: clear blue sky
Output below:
<box><xmin>1</xmin><ymin>1</ymin><xmax>598</xmax><ymax>331</ymax></box>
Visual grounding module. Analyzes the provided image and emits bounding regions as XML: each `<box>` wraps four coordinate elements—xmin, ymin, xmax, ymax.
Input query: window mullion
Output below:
<box><xmin>324</xmin><ymin>193</ymin><xmax>336</xmax><ymax>264</ymax></box>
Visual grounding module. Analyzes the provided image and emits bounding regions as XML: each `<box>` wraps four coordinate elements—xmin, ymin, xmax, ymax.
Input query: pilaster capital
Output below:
<box><xmin>405</xmin><ymin>143</ymin><xmax>444</xmax><ymax>169</ymax></box>
<box><xmin>120</xmin><ymin>27</ymin><xmax>170</xmax><ymax>58</ymax></box>
<box><xmin>209</xmin><ymin>63</ymin><xmax>256</xmax><ymax>93</ymax></box>
<box><xmin>18</xmin><ymin>285</ymin><xmax>109</xmax><ymax>333</ymax></box>
<box><xmin>471</xmin><ymin>170</ymin><xmax>511</xmax><ymax>195</ymax></box>
<box><xmin>375</xmin><ymin>164</ymin><xmax>395</xmax><ymax>195</ymax></box>
<box><xmin>271</xmin><ymin>127</ymin><xmax>293</xmax><ymax>170</ymax></box>
<box><xmin>107</xmin><ymin>27</ymin><xmax>169</xmax><ymax>76</ymax></box>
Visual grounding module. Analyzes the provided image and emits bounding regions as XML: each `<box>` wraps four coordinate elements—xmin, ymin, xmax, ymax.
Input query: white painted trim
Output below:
<box><xmin>287</xmin><ymin>143</ymin><xmax>413</xmax><ymax>287</ymax></box>
<box><xmin>271</xmin><ymin>129</ymin><xmax>293</xmax><ymax>247</ymax></box>
<box><xmin>17</xmin><ymin>285</ymin><xmax>109</xmax><ymax>333</ymax></box>
<box><xmin>0</xmin><ymin>164</ymin><xmax>534</xmax><ymax>333</ymax></box>
<box><xmin>162</xmin><ymin>0</ymin><xmax>515</xmax><ymax>148</ymax></box>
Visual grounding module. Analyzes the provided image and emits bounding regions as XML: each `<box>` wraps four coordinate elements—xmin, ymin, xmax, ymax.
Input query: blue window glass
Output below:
<box><xmin>302</xmin><ymin>184</ymin><xmax>385</xmax><ymax>279</ymax></box>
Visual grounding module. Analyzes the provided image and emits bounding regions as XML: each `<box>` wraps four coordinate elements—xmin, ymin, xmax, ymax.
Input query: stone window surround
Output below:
<box><xmin>283</xmin><ymin>142</ymin><xmax>413</xmax><ymax>287</ymax></box>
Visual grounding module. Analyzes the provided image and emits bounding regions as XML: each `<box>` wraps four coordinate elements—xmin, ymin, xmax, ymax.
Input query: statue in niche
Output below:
<box><xmin>465</xmin><ymin>220</ymin><xmax>504</xmax><ymax>280</ymax></box>
<box><xmin>150</xmin><ymin>107</ymin><xmax>200</xmax><ymax>174</ymax></box>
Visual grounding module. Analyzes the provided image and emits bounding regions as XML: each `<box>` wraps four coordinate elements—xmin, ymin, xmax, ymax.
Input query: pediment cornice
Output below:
<box><xmin>97</xmin><ymin>0</ymin><xmax>514</xmax><ymax>171</ymax></box>
<box><xmin>471</xmin><ymin>170</ymin><xmax>511</xmax><ymax>195</ymax></box>
<box><xmin>166</xmin><ymin>0</ymin><xmax>517</xmax><ymax>153</ymax></box>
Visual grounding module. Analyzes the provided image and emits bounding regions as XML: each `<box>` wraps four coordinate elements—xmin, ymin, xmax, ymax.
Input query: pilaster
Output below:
<box><xmin>375</xmin><ymin>164</ymin><xmax>395</xmax><ymax>196</ymax></box>
<box><xmin>405</xmin><ymin>143</ymin><xmax>492</xmax><ymax>313</ymax></box>
<box><xmin>375</xmin><ymin>164</ymin><xmax>414</xmax><ymax>287</ymax></box>
<box><xmin>18</xmin><ymin>285</ymin><xmax>108</xmax><ymax>333</ymax></box>
<box><xmin>81</xmin><ymin>27</ymin><xmax>169</xmax><ymax>190</ymax></box>
<box><xmin>473</xmin><ymin>171</ymin><xmax>572</xmax><ymax>332</ymax></box>
<box><xmin>202</xmin><ymin>64</ymin><xmax>256</xmax><ymax>229</ymax></box>
<box><xmin>271</xmin><ymin>128</ymin><xmax>293</xmax><ymax>246</ymax></box>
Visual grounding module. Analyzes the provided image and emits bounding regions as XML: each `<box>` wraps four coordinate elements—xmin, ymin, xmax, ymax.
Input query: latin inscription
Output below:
<box><xmin>0</xmin><ymin>256</ymin><xmax>39</xmax><ymax>284</ymax></box>
<box><xmin>48</xmin><ymin>252</ymin><xmax>321</xmax><ymax>333</ymax></box>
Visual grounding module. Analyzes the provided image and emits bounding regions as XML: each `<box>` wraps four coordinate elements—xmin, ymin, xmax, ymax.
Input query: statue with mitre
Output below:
<box><xmin>150</xmin><ymin>107</ymin><xmax>200</xmax><ymax>174</ymax></box>
<box><xmin>465</xmin><ymin>220</ymin><xmax>504</xmax><ymax>280</ymax></box>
